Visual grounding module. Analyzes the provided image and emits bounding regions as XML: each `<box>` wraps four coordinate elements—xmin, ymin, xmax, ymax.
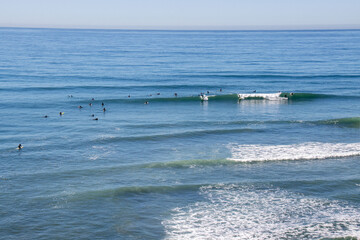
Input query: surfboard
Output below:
<box><xmin>200</xmin><ymin>95</ymin><xmax>208</xmax><ymax>101</ymax></box>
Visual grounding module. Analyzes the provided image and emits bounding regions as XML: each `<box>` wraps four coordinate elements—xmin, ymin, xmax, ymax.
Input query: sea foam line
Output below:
<box><xmin>238</xmin><ymin>92</ymin><xmax>287</xmax><ymax>100</ymax></box>
<box><xmin>163</xmin><ymin>184</ymin><xmax>360</xmax><ymax>239</ymax></box>
<box><xmin>227</xmin><ymin>142</ymin><xmax>360</xmax><ymax>162</ymax></box>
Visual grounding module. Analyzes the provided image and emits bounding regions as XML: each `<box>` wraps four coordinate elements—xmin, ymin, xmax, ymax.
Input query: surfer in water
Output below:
<box><xmin>103</xmin><ymin>108</ymin><xmax>106</xmax><ymax>112</ymax></box>
<box><xmin>17</xmin><ymin>144</ymin><xmax>22</xmax><ymax>150</ymax></box>
<box><xmin>102</xmin><ymin>102</ymin><xmax>104</xmax><ymax>106</ymax></box>
<box><xmin>59</xmin><ymin>112</ymin><xmax>64</xmax><ymax>116</ymax></box>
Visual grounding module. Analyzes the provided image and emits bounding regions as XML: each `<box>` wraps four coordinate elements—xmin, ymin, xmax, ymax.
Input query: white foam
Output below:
<box><xmin>97</xmin><ymin>134</ymin><xmax>116</xmax><ymax>140</ymax></box>
<box><xmin>238</xmin><ymin>92</ymin><xmax>287</xmax><ymax>100</ymax></box>
<box><xmin>163</xmin><ymin>184</ymin><xmax>360</xmax><ymax>239</ymax></box>
<box><xmin>227</xmin><ymin>142</ymin><xmax>360</xmax><ymax>162</ymax></box>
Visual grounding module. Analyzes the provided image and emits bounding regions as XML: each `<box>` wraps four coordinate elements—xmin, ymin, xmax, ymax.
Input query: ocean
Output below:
<box><xmin>0</xmin><ymin>28</ymin><xmax>359</xmax><ymax>239</ymax></box>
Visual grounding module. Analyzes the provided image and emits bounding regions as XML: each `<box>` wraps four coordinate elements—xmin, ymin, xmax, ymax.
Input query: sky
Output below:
<box><xmin>1</xmin><ymin>0</ymin><xmax>360</xmax><ymax>30</ymax></box>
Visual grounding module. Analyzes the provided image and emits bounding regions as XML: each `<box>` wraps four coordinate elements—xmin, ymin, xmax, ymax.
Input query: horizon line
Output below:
<box><xmin>1</xmin><ymin>24</ymin><xmax>360</xmax><ymax>31</ymax></box>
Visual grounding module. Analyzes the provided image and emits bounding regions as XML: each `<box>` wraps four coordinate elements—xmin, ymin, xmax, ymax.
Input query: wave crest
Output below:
<box><xmin>228</xmin><ymin>142</ymin><xmax>360</xmax><ymax>162</ymax></box>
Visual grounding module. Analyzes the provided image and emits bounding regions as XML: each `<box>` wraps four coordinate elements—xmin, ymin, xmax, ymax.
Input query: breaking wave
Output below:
<box><xmin>79</xmin><ymin>92</ymin><xmax>358</xmax><ymax>104</ymax></box>
<box><xmin>228</xmin><ymin>142</ymin><xmax>360</xmax><ymax>162</ymax></box>
<box><xmin>163</xmin><ymin>184</ymin><xmax>360</xmax><ymax>239</ymax></box>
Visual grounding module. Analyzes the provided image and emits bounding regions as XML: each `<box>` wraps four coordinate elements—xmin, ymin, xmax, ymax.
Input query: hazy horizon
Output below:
<box><xmin>1</xmin><ymin>0</ymin><xmax>360</xmax><ymax>31</ymax></box>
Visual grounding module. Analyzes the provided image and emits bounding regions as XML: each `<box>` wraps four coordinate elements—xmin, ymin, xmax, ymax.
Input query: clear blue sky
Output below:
<box><xmin>1</xmin><ymin>0</ymin><xmax>360</xmax><ymax>30</ymax></box>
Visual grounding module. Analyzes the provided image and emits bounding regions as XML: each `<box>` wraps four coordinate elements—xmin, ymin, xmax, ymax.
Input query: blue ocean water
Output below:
<box><xmin>0</xmin><ymin>28</ymin><xmax>360</xmax><ymax>239</ymax></box>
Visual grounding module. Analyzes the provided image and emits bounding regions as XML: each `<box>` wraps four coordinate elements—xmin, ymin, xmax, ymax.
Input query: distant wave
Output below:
<box><xmin>3</xmin><ymin>72</ymin><xmax>360</xmax><ymax>80</ymax></box>
<box><xmin>0</xmin><ymin>84</ymin><xmax>225</xmax><ymax>92</ymax></box>
<box><xmin>83</xmin><ymin>92</ymin><xmax>358</xmax><ymax>104</ymax></box>
<box><xmin>1</xmin><ymin>82</ymin><xmax>358</xmax><ymax>104</ymax></box>
<box><xmin>181</xmin><ymin>73</ymin><xmax>360</xmax><ymax>79</ymax></box>
<box><xmin>228</xmin><ymin>142</ymin><xmax>360</xmax><ymax>162</ymax></box>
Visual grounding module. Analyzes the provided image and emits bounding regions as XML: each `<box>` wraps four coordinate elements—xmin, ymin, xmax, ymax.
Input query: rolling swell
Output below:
<box><xmin>181</xmin><ymin>73</ymin><xmax>360</xmax><ymax>79</ymax></box>
<box><xmin>8</xmin><ymin>151</ymin><xmax>360</xmax><ymax>182</ymax></box>
<box><xmin>281</xmin><ymin>92</ymin><xmax>342</xmax><ymax>100</ymax></box>
<box><xmin>122</xmin><ymin>117</ymin><xmax>359</xmax><ymax>129</ymax></box>
<box><xmin>0</xmin><ymin>84</ymin><xmax>233</xmax><ymax>93</ymax></box>
<box><xmin>60</xmin><ymin>184</ymin><xmax>203</xmax><ymax>201</ymax></box>
<box><xmin>50</xmin><ymin>178</ymin><xmax>360</xmax><ymax>203</ymax></box>
<box><xmin>142</xmin><ymin>159</ymin><xmax>234</xmax><ymax>168</ymax></box>
<box><xmin>10</xmin><ymin>159</ymin><xmax>235</xmax><ymax>179</ymax></box>
<box><xmin>315</xmin><ymin>117</ymin><xmax>360</xmax><ymax>128</ymax></box>
<box><xmin>93</xmin><ymin>128</ymin><xmax>261</xmax><ymax>143</ymax></box>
